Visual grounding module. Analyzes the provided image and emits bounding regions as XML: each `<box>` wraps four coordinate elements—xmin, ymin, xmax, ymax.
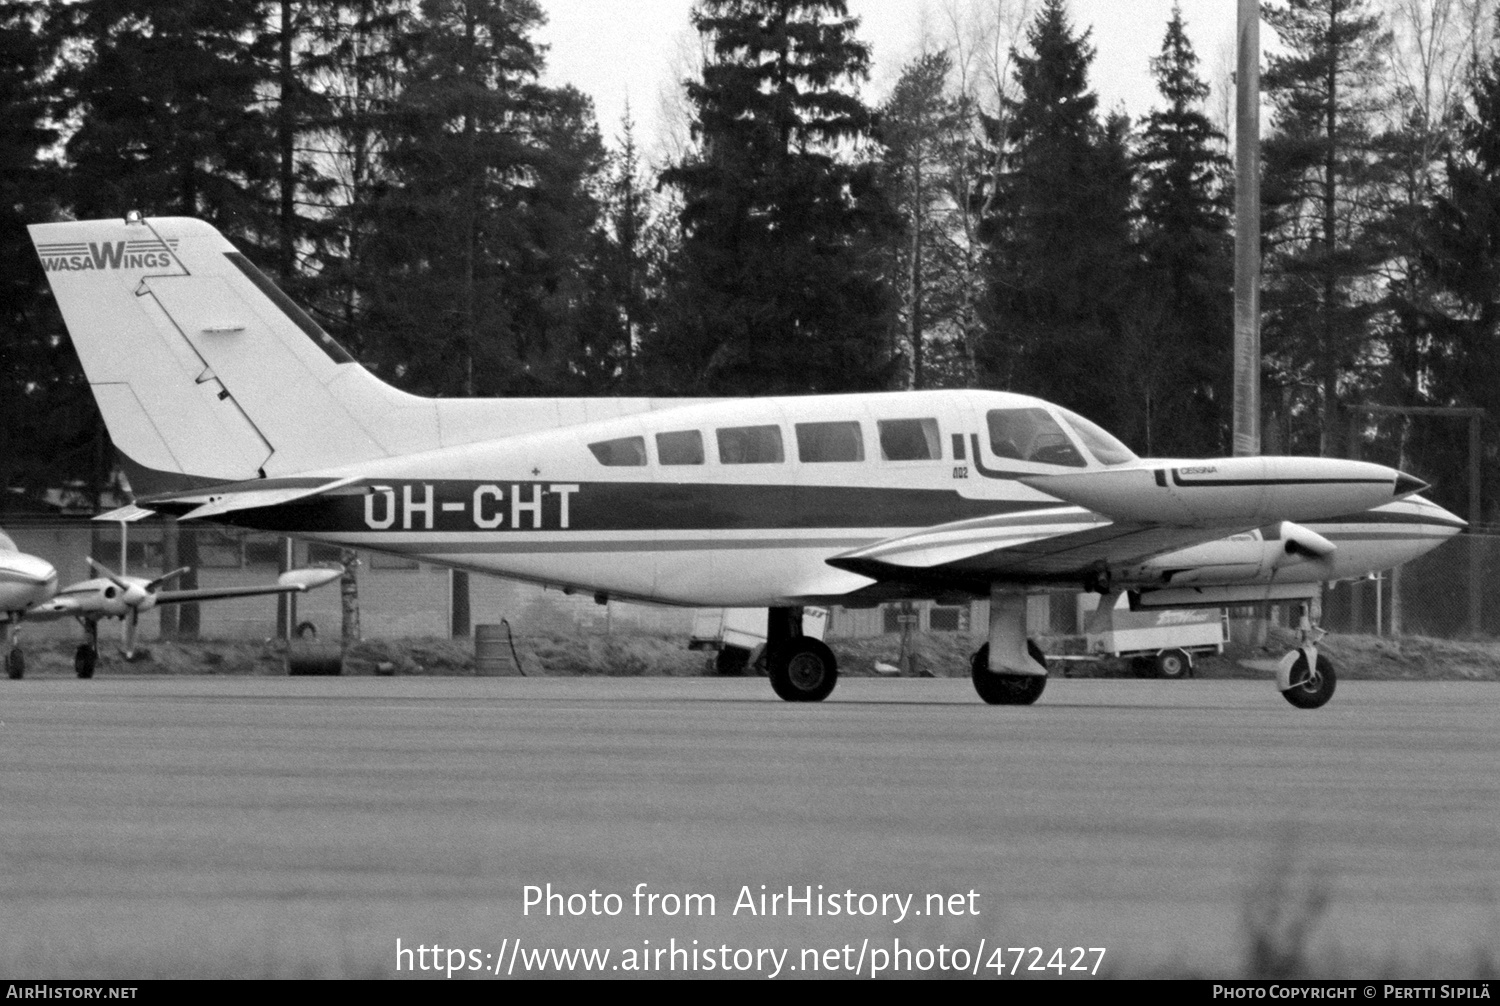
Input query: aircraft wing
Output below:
<box><xmin>825</xmin><ymin>509</ymin><xmax>1247</xmax><ymax>591</ymax></box>
<box><xmin>24</xmin><ymin>597</ymin><xmax>84</xmax><ymax>621</ymax></box>
<box><xmin>154</xmin><ymin>568</ymin><xmax>342</xmax><ymax>604</ymax></box>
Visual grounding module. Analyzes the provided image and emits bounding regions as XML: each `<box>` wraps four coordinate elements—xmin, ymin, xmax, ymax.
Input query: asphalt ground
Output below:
<box><xmin>1</xmin><ymin>676</ymin><xmax>1496</xmax><ymax>979</ymax></box>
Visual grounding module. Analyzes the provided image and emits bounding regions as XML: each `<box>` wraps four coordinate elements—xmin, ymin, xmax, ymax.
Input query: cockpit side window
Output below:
<box><xmin>1056</xmin><ymin>408</ymin><xmax>1137</xmax><ymax>466</ymax></box>
<box><xmin>716</xmin><ymin>425</ymin><xmax>784</xmax><ymax>464</ymax></box>
<box><xmin>656</xmin><ymin>429</ymin><xmax>704</xmax><ymax>465</ymax></box>
<box><xmin>588</xmin><ymin>436</ymin><xmax>647</xmax><ymax>466</ymax></box>
<box><xmin>796</xmin><ymin>421</ymin><xmax>864</xmax><ymax>462</ymax></box>
<box><xmin>877</xmin><ymin>418</ymin><xmax>941</xmax><ymax>460</ymax></box>
<box><xmin>985</xmin><ymin>408</ymin><xmax>1086</xmax><ymax>467</ymax></box>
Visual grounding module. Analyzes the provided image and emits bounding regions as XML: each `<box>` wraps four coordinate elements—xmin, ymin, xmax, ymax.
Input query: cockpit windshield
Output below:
<box><xmin>986</xmin><ymin>408</ymin><xmax>1086</xmax><ymax>467</ymax></box>
<box><xmin>1056</xmin><ymin>408</ymin><xmax>1137</xmax><ymax>466</ymax></box>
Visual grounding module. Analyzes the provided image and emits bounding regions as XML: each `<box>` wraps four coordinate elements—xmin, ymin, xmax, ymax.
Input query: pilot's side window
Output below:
<box><xmin>716</xmin><ymin>425</ymin><xmax>784</xmax><ymax>464</ymax></box>
<box><xmin>877</xmin><ymin>418</ymin><xmax>940</xmax><ymax>460</ymax></box>
<box><xmin>986</xmin><ymin>408</ymin><xmax>1086</xmax><ymax>467</ymax></box>
<box><xmin>656</xmin><ymin>429</ymin><xmax>704</xmax><ymax>465</ymax></box>
<box><xmin>588</xmin><ymin>436</ymin><xmax>647</xmax><ymax>466</ymax></box>
<box><xmin>796</xmin><ymin>421</ymin><xmax>864</xmax><ymax>462</ymax></box>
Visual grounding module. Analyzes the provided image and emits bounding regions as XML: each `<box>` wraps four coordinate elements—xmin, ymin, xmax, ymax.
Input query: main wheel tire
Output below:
<box><xmin>75</xmin><ymin>644</ymin><xmax>97</xmax><ymax>679</ymax></box>
<box><xmin>768</xmin><ymin>638</ymin><xmax>838</xmax><ymax>702</ymax></box>
<box><xmin>715</xmin><ymin>646</ymin><xmax>750</xmax><ymax>676</ymax></box>
<box><xmin>6</xmin><ymin>648</ymin><xmax>23</xmax><ymax>680</ymax></box>
<box><xmin>1282</xmin><ymin>652</ymin><xmax>1336</xmax><ymax>709</ymax></box>
<box><xmin>970</xmin><ymin>642</ymin><xmax>1048</xmax><ymax>705</ymax></box>
<box><xmin>1155</xmin><ymin>648</ymin><xmax>1191</xmax><ymax>680</ymax></box>
<box><xmin>1130</xmin><ymin>656</ymin><xmax>1154</xmax><ymax>678</ymax></box>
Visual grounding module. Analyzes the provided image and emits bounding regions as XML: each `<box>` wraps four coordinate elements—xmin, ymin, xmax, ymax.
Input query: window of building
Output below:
<box><xmin>307</xmin><ymin>543</ymin><xmax>343</xmax><ymax>565</ymax></box>
<box><xmin>929</xmin><ymin>606</ymin><xmax>966</xmax><ymax>632</ymax></box>
<box><xmin>656</xmin><ymin>429</ymin><xmax>704</xmax><ymax>465</ymax></box>
<box><xmin>795</xmin><ymin>421</ymin><xmax>864</xmax><ymax>462</ymax></box>
<box><xmin>878</xmin><ymin>418</ymin><xmax>941</xmax><ymax>460</ymax></box>
<box><xmin>197</xmin><ymin>529</ymin><xmax>243</xmax><ymax>568</ymax></box>
<box><xmin>716</xmin><ymin>425</ymin><xmax>784</xmax><ymax>464</ymax></box>
<box><xmin>588</xmin><ymin>436</ymin><xmax>647</xmax><ymax>466</ymax></box>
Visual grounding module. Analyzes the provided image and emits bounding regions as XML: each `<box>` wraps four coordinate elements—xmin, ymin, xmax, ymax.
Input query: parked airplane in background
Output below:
<box><xmin>25</xmin><ymin>558</ymin><xmax>341</xmax><ymax>677</ymax></box>
<box><xmin>29</xmin><ymin>214</ymin><xmax>1468</xmax><ymax>706</ymax></box>
<box><xmin>0</xmin><ymin>531</ymin><xmax>59</xmax><ymax>679</ymax></box>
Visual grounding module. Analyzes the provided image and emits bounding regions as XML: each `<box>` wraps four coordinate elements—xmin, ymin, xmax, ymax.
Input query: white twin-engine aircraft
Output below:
<box><xmin>30</xmin><ymin>215</ymin><xmax>1466</xmax><ymax>707</ymax></box>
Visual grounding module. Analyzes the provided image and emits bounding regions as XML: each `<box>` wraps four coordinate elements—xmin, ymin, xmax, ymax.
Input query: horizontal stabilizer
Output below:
<box><xmin>174</xmin><ymin>476</ymin><xmax>362</xmax><ymax>520</ymax></box>
<box><xmin>94</xmin><ymin>504</ymin><xmax>156</xmax><ymax>523</ymax></box>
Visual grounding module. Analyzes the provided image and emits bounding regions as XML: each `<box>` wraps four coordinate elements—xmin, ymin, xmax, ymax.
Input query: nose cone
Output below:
<box><xmin>1394</xmin><ymin>472</ymin><xmax>1430</xmax><ymax>498</ymax></box>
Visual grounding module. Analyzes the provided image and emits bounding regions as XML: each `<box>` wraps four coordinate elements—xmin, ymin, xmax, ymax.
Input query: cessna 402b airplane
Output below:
<box><xmin>29</xmin><ymin>214</ymin><xmax>1467</xmax><ymax>707</ymax></box>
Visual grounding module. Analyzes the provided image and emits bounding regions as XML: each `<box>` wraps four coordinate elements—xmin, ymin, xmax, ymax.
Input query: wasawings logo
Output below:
<box><xmin>36</xmin><ymin>238</ymin><xmax>179</xmax><ymax>272</ymax></box>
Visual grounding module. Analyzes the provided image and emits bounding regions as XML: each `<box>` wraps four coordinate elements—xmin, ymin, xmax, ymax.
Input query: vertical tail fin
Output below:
<box><xmin>33</xmin><ymin>214</ymin><xmax>710</xmax><ymax>495</ymax></box>
<box><xmin>29</xmin><ymin>215</ymin><xmax>442</xmax><ymax>487</ymax></box>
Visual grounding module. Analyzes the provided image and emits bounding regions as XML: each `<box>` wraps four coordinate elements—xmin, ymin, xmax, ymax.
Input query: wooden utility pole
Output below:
<box><xmin>1233</xmin><ymin>0</ymin><xmax>1261</xmax><ymax>458</ymax></box>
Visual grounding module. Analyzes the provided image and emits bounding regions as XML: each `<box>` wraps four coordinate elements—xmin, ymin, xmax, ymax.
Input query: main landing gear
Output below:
<box><xmin>971</xmin><ymin>589</ymin><xmax>1048</xmax><ymax>705</ymax></box>
<box><xmin>970</xmin><ymin>642</ymin><xmax>1047</xmax><ymax>705</ymax></box>
<box><xmin>1276</xmin><ymin>604</ymin><xmax>1336</xmax><ymax>710</ymax></box>
<box><xmin>765</xmin><ymin>606</ymin><xmax>838</xmax><ymax>702</ymax></box>
<box><xmin>4</xmin><ymin>617</ymin><xmax>24</xmax><ymax>679</ymax></box>
<box><xmin>74</xmin><ymin>619</ymin><xmax>100</xmax><ymax>679</ymax></box>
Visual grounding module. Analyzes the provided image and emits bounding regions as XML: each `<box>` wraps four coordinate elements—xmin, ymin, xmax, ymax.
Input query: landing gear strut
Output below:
<box><xmin>971</xmin><ymin>588</ymin><xmax>1048</xmax><ymax>705</ymax></box>
<box><xmin>3</xmin><ymin>618</ymin><xmax>23</xmax><ymax>679</ymax></box>
<box><xmin>764</xmin><ymin>606</ymin><xmax>838</xmax><ymax>702</ymax></box>
<box><xmin>76</xmin><ymin>620</ymin><xmax>100</xmax><ymax>679</ymax></box>
<box><xmin>1276</xmin><ymin>603</ymin><xmax>1336</xmax><ymax>709</ymax></box>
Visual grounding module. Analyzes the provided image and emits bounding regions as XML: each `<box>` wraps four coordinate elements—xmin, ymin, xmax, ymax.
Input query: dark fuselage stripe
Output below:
<box><xmin>363</xmin><ymin>537</ymin><xmax>880</xmax><ymax>555</ymax></box>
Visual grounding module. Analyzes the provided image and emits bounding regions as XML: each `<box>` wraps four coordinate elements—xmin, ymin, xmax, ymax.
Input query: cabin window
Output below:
<box><xmin>656</xmin><ymin>429</ymin><xmax>704</xmax><ymax>465</ymax></box>
<box><xmin>878</xmin><ymin>418</ymin><xmax>941</xmax><ymax>460</ymax></box>
<box><xmin>796</xmin><ymin>421</ymin><xmax>864</xmax><ymax>462</ymax></box>
<box><xmin>986</xmin><ymin>408</ymin><xmax>1086</xmax><ymax>467</ymax></box>
<box><xmin>588</xmin><ymin>436</ymin><xmax>647</xmax><ymax>466</ymax></box>
<box><xmin>1057</xmin><ymin>408</ymin><xmax>1137</xmax><ymax>466</ymax></box>
<box><xmin>716</xmin><ymin>425</ymin><xmax>784</xmax><ymax>464</ymax></box>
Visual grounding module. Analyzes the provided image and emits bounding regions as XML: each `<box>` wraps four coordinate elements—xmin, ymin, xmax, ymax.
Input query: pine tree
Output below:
<box><xmin>1398</xmin><ymin>38</ymin><xmax>1500</xmax><ymax>512</ymax></box>
<box><xmin>652</xmin><ymin>0</ymin><xmax>897</xmax><ymax>395</ymax></box>
<box><xmin>0</xmin><ymin>1</ymin><xmax>106</xmax><ymax>512</ymax></box>
<box><xmin>358</xmin><ymin>0</ymin><xmax>607</xmax><ymax>397</ymax></box>
<box><xmin>880</xmin><ymin>50</ymin><xmax>973</xmax><ymax>390</ymax></box>
<box><xmin>1132</xmin><ymin>4</ymin><xmax>1233</xmax><ymax>455</ymax></box>
<box><xmin>1261</xmin><ymin>0</ymin><xmax>1395</xmax><ymax>455</ymax></box>
<box><xmin>46</xmin><ymin>0</ymin><xmax>277</xmax><ymax>240</ymax></box>
<box><xmin>979</xmin><ymin>0</ymin><xmax>1136</xmax><ymax>436</ymax></box>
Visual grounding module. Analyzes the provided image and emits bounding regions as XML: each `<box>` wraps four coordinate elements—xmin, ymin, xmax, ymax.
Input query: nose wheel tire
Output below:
<box><xmin>6</xmin><ymin>648</ymin><xmax>23</xmax><ymax>680</ymax></box>
<box><xmin>1282</xmin><ymin>652</ymin><xmax>1336</xmax><ymax>709</ymax></box>
<box><xmin>768</xmin><ymin>638</ymin><xmax>838</xmax><ymax>702</ymax></box>
<box><xmin>970</xmin><ymin>642</ymin><xmax>1048</xmax><ymax>705</ymax></box>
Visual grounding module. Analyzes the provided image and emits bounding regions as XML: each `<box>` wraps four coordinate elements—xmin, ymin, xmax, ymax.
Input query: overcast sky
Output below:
<box><xmin>536</xmin><ymin>0</ymin><xmax>1244</xmax><ymax>159</ymax></box>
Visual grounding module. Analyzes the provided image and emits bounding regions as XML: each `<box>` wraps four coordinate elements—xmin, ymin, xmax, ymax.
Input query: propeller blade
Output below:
<box><xmin>147</xmin><ymin>566</ymin><xmax>192</xmax><ymax>592</ymax></box>
<box><xmin>85</xmin><ymin>556</ymin><xmax>133</xmax><ymax>592</ymax></box>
